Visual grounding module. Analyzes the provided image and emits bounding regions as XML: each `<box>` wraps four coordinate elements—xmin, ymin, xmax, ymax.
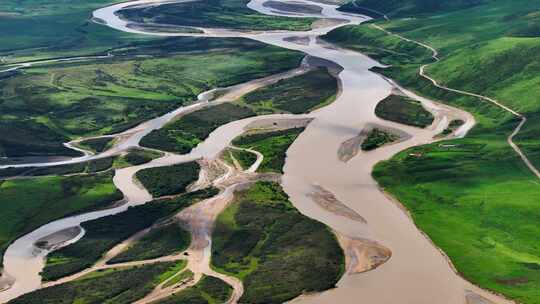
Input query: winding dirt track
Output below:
<box><xmin>371</xmin><ymin>23</ymin><xmax>540</xmax><ymax>179</ymax></box>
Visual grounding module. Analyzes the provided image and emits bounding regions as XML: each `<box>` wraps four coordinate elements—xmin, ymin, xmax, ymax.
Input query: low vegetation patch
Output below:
<box><xmin>136</xmin><ymin>161</ymin><xmax>200</xmax><ymax>197</ymax></box>
<box><xmin>223</xmin><ymin>148</ymin><xmax>258</xmax><ymax>170</ymax></box>
<box><xmin>361</xmin><ymin>128</ymin><xmax>399</xmax><ymax>151</ymax></box>
<box><xmin>41</xmin><ymin>188</ymin><xmax>217</xmax><ymax>281</ymax></box>
<box><xmin>375</xmin><ymin>94</ymin><xmax>434</xmax><ymax>127</ymax></box>
<box><xmin>75</xmin><ymin>137</ymin><xmax>114</xmax><ymax>153</ymax></box>
<box><xmin>108</xmin><ymin>223</ymin><xmax>191</xmax><ymax>264</ymax></box>
<box><xmin>156</xmin><ymin>275</ymin><xmax>232</xmax><ymax>304</ymax></box>
<box><xmin>8</xmin><ymin>262</ymin><xmax>176</xmax><ymax>304</ymax></box>
<box><xmin>240</xmin><ymin>68</ymin><xmax>338</xmax><ymax>114</ymax></box>
<box><xmin>212</xmin><ymin>182</ymin><xmax>344</xmax><ymax>304</ymax></box>
<box><xmin>118</xmin><ymin>0</ymin><xmax>314</xmax><ymax>31</ymax></box>
<box><xmin>0</xmin><ymin>172</ymin><xmax>121</xmax><ymax>267</ymax></box>
<box><xmin>0</xmin><ymin>37</ymin><xmax>303</xmax><ymax>158</ymax></box>
<box><xmin>232</xmin><ymin>128</ymin><xmax>304</xmax><ymax>173</ymax></box>
<box><xmin>141</xmin><ymin>103</ymin><xmax>256</xmax><ymax>154</ymax></box>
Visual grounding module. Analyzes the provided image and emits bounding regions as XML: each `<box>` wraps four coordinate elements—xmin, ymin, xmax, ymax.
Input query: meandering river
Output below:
<box><xmin>0</xmin><ymin>0</ymin><xmax>513</xmax><ymax>303</ymax></box>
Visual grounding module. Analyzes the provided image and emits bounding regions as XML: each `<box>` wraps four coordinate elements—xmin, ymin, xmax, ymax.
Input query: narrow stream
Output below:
<box><xmin>0</xmin><ymin>1</ymin><xmax>513</xmax><ymax>303</ymax></box>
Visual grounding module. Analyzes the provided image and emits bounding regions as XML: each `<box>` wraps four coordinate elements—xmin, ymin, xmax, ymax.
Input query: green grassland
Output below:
<box><xmin>0</xmin><ymin>0</ymin><xmax>154</xmax><ymax>62</ymax></box>
<box><xmin>0</xmin><ymin>149</ymin><xmax>162</xmax><ymax>179</ymax></box>
<box><xmin>374</xmin><ymin>94</ymin><xmax>434</xmax><ymax>127</ymax></box>
<box><xmin>75</xmin><ymin>137</ymin><xmax>114</xmax><ymax>153</ymax></box>
<box><xmin>0</xmin><ymin>172</ymin><xmax>122</xmax><ymax>266</ymax></box>
<box><xmin>223</xmin><ymin>149</ymin><xmax>258</xmax><ymax>170</ymax></box>
<box><xmin>141</xmin><ymin>103</ymin><xmax>257</xmax><ymax>154</ymax></box>
<box><xmin>8</xmin><ymin>262</ymin><xmax>177</xmax><ymax>304</ymax></box>
<box><xmin>42</xmin><ymin>188</ymin><xmax>217</xmax><ymax>281</ymax></box>
<box><xmin>156</xmin><ymin>275</ymin><xmax>232</xmax><ymax>304</ymax></box>
<box><xmin>117</xmin><ymin>0</ymin><xmax>314</xmax><ymax>31</ymax></box>
<box><xmin>326</xmin><ymin>0</ymin><xmax>540</xmax><ymax>302</ymax></box>
<box><xmin>0</xmin><ymin>38</ymin><xmax>304</xmax><ymax>158</ymax></box>
<box><xmin>339</xmin><ymin>0</ymin><xmax>489</xmax><ymax>18</ymax></box>
<box><xmin>135</xmin><ymin>162</ymin><xmax>200</xmax><ymax>197</ymax></box>
<box><xmin>232</xmin><ymin>128</ymin><xmax>305</xmax><ymax>173</ymax></box>
<box><xmin>108</xmin><ymin>223</ymin><xmax>191</xmax><ymax>264</ymax></box>
<box><xmin>211</xmin><ymin>182</ymin><xmax>344</xmax><ymax>304</ymax></box>
<box><xmin>239</xmin><ymin>68</ymin><xmax>339</xmax><ymax>114</ymax></box>
<box><xmin>361</xmin><ymin>128</ymin><xmax>399</xmax><ymax>151</ymax></box>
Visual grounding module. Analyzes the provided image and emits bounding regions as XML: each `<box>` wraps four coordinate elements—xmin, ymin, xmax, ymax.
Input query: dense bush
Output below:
<box><xmin>136</xmin><ymin>161</ymin><xmax>200</xmax><ymax>197</ymax></box>
<box><xmin>9</xmin><ymin>263</ymin><xmax>175</xmax><ymax>304</ymax></box>
<box><xmin>141</xmin><ymin>103</ymin><xmax>256</xmax><ymax>154</ymax></box>
<box><xmin>108</xmin><ymin>223</ymin><xmax>191</xmax><ymax>264</ymax></box>
<box><xmin>233</xmin><ymin>128</ymin><xmax>304</xmax><ymax>173</ymax></box>
<box><xmin>212</xmin><ymin>182</ymin><xmax>344</xmax><ymax>304</ymax></box>
<box><xmin>156</xmin><ymin>275</ymin><xmax>232</xmax><ymax>304</ymax></box>
<box><xmin>243</xmin><ymin>68</ymin><xmax>338</xmax><ymax>114</ymax></box>
<box><xmin>42</xmin><ymin>188</ymin><xmax>217</xmax><ymax>281</ymax></box>
<box><xmin>375</xmin><ymin>94</ymin><xmax>434</xmax><ymax>128</ymax></box>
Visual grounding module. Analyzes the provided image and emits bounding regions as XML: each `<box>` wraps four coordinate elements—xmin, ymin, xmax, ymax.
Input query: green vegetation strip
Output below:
<box><xmin>240</xmin><ymin>68</ymin><xmax>338</xmax><ymax>114</ymax></box>
<box><xmin>42</xmin><ymin>188</ymin><xmax>217</xmax><ymax>281</ymax></box>
<box><xmin>223</xmin><ymin>148</ymin><xmax>258</xmax><ymax>170</ymax></box>
<box><xmin>74</xmin><ymin>137</ymin><xmax>114</xmax><ymax>153</ymax></box>
<box><xmin>8</xmin><ymin>262</ymin><xmax>177</xmax><ymax>304</ymax></box>
<box><xmin>375</xmin><ymin>94</ymin><xmax>434</xmax><ymax>128</ymax></box>
<box><xmin>0</xmin><ymin>172</ymin><xmax>121</xmax><ymax>266</ymax></box>
<box><xmin>156</xmin><ymin>275</ymin><xmax>232</xmax><ymax>304</ymax></box>
<box><xmin>361</xmin><ymin>128</ymin><xmax>399</xmax><ymax>151</ymax></box>
<box><xmin>1</xmin><ymin>37</ymin><xmax>303</xmax><ymax>158</ymax></box>
<box><xmin>232</xmin><ymin>128</ymin><xmax>304</xmax><ymax>173</ymax></box>
<box><xmin>136</xmin><ymin>161</ymin><xmax>200</xmax><ymax>197</ymax></box>
<box><xmin>108</xmin><ymin>223</ymin><xmax>191</xmax><ymax>264</ymax></box>
<box><xmin>141</xmin><ymin>103</ymin><xmax>256</xmax><ymax>154</ymax></box>
<box><xmin>212</xmin><ymin>182</ymin><xmax>344</xmax><ymax>304</ymax></box>
<box><xmin>118</xmin><ymin>0</ymin><xmax>315</xmax><ymax>31</ymax></box>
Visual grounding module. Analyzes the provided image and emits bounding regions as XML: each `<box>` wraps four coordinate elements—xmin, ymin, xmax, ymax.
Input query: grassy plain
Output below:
<box><xmin>156</xmin><ymin>275</ymin><xmax>232</xmax><ymax>304</ymax></box>
<box><xmin>239</xmin><ymin>68</ymin><xmax>338</xmax><ymax>114</ymax></box>
<box><xmin>136</xmin><ymin>162</ymin><xmax>200</xmax><ymax>197</ymax></box>
<box><xmin>211</xmin><ymin>182</ymin><xmax>344</xmax><ymax>304</ymax></box>
<box><xmin>8</xmin><ymin>262</ymin><xmax>177</xmax><ymax>304</ymax></box>
<box><xmin>108</xmin><ymin>224</ymin><xmax>191</xmax><ymax>264</ymax></box>
<box><xmin>117</xmin><ymin>0</ymin><xmax>314</xmax><ymax>31</ymax></box>
<box><xmin>0</xmin><ymin>38</ymin><xmax>303</xmax><ymax>158</ymax></box>
<box><xmin>0</xmin><ymin>173</ymin><xmax>121</xmax><ymax>265</ymax></box>
<box><xmin>375</xmin><ymin>94</ymin><xmax>434</xmax><ymax>127</ymax></box>
<box><xmin>42</xmin><ymin>188</ymin><xmax>217</xmax><ymax>281</ymax></box>
<box><xmin>361</xmin><ymin>128</ymin><xmax>399</xmax><ymax>151</ymax></box>
<box><xmin>223</xmin><ymin>149</ymin><xmax>258</xmax><ymax>170</ymax></box>
<box><xmin>326</xmin><ymin>0</ymin><xmax>540</xmax><ymax>302</ymax></box>
<box><xmin>141</xmin><ymin>103</ymin><xmax>256</xmax><ymax>154</ymax></box>
<box><xmin>232</xmin><ymin>128</ymin><xmax>305</xmax><ymax>173</ymax></box>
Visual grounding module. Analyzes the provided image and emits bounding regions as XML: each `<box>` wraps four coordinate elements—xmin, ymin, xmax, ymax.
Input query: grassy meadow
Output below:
<box><xmin>117</xmin><ymin>0</ymin><xmax>315</xmax><ymax>31</ymax></box>
<box><xmin>108</xmin><ymin>223</ymin><xmax>191</xmax><ymax>264</ymax></box>
<box><xmin>211</xmin><ymin>182</ymin><xmax>344</xmax><ymax>304</ymax></box>
<box><xmin>0</xmin><ymin>38</ymin><xmax>303</xmax><ymax>158</ymax></box>
<box><xmin>232</xmin><ymin>128</ymin><xmax>305</xmax><ymax>173</ymax></box>
<box><xmin>156</xmin><ymin>275</ymin><xmax>232</xmax><ymax>304</ymax></box>
<box><xmin>8</xmin><ymin>262</ymin><xmax>178</xmax><ymax>304</ymax></box>
<box><xmin>326</xmin><ymin>0</ymin><xmax>540</xmax><ymax>302</ymax></box>
<box><xmin>0</xmin><ymin>173</ymin><xmax>122</xmax><ymax>266</ymax></box>
<box><xmin>374</xmin><ymin>94</ymin><xmax>434</xmax><ymax>128</ymax></box>
<box><xmin>239</xmin><ymin>68</ymin><xmax>339</xmax><ymax>114</ymax></box>
<box><xmin>135</xmin><ymin>162</ymin><xmax>200</xmax><ymax>197</ymax></box>
<box><xmin>42</xmin><ymin>188</ymin><xmax>217</xmax><ymax>281</ymax></box>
